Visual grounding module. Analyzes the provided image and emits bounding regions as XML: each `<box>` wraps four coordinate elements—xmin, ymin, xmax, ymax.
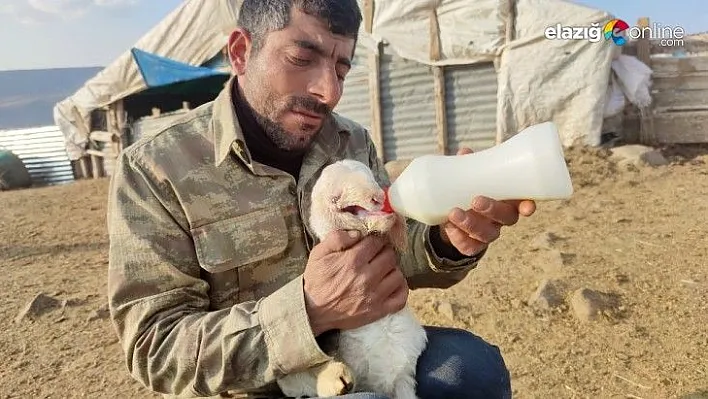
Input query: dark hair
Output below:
<box><xmin>237</xmin><ymin>0</ymin><xmax>362</xmax><ymax>53</ymax></box>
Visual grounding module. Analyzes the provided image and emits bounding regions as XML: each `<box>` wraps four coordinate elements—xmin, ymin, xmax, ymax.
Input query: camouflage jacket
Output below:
<box><xmin>107</xmin><ymin>77</ymin><xmax>484</xmax><ymax>398</ymax></box>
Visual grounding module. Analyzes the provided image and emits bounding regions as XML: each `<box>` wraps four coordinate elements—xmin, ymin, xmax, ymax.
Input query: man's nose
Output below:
<box><xmin>308</xmin><ymin>67</ymin><xmax>341</xmax><ymax>109</ymax></box>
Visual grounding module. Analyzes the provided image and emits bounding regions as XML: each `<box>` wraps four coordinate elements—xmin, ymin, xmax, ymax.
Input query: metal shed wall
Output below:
<box><xmin>0</xmin><ymin>125</ymin><xmax>74</xmax><ymax>186</ymax></box>
<box><xmin>380</xmin><ymin>51</ymin><xmax>438</xmax><ymax>161</ymax></box>
<box><xmin>444</xmin><ymin>62</ymin><xmax>498</xmax><ymax>152</ymax></box>
<box><xmin>334</xmin><ymin>45</ymin><xmax>372</xmax><ymax>130</ymax></box>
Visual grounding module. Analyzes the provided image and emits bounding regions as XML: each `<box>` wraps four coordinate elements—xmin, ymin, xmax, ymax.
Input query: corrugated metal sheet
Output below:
<box><xmin>380</xmin><ymin>52</ymin><xmax>437</xmax><ymax>161</ymax></box>
<box><xmin>335</xmin><ymin>66</ymin><xmax>372</xmax><ymax>130</ymax></box>
<box><xmin>0</xmin><ymin>125</ymin><xmax>74</xmax><ymax>186</ymax></box>
<box><xmin>334</xmin><ymin>41</ymin><xmax>372</xmax><ymax>129</ymax></box>
<box><xmin>444</xmin><ymin>62</ymin><xmax>498</xmax><ymax>152</ymax></box>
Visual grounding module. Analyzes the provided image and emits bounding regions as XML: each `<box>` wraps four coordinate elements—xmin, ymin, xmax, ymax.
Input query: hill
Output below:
<box><xmin>0</xmin><ymin>67</ymin><xmax>102</xmax><ymax>130</ymax></box>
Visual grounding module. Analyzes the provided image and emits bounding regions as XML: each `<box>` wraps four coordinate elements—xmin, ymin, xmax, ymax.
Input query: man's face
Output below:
<box><xmin>229</xmin><ymin>8</ymin><xmax>355</xmax><ymax>152</ymax></box>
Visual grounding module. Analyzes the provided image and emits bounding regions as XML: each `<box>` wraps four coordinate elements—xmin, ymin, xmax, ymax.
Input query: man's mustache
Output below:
<box><xmin>287</xmin><ymin>96</ymin><xmax>331</xmax><ymax>116</ymax></box>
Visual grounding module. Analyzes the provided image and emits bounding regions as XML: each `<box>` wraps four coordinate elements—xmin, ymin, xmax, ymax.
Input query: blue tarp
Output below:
<box><xmin>131</xmin><ymin>48</ymin><xmax>229</xmax><ymax>88</ymax></box>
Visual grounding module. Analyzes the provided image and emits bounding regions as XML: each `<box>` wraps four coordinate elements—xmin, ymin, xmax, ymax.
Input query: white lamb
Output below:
<box><xmin>277</xmin><ymin>159</ymin><xmax>428</xmax><ymax>399</ymax></box>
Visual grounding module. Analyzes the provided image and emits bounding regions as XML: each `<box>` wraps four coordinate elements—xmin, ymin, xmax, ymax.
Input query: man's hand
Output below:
<box><xmin>437</xmin><ymin>147</ymin><xmax>537</xmax><ymax>257</ymax></box>
<box><xmin>303</xmin><ymin>230</ymin><xmax>407</xmax><ymax>336</ymax></box>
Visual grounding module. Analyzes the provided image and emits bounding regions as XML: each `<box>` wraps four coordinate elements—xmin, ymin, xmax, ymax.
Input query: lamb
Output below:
<box><xmin>277</xmin><ymin>159</ymin><xmax>428</xmax><ymax>399</ymax></box>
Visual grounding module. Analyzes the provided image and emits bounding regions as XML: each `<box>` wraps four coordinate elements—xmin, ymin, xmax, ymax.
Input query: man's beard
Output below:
<box><xmin>254</xmin><ymin>95</ymin><xmax>332</xmax><ymax>152</ymax></box>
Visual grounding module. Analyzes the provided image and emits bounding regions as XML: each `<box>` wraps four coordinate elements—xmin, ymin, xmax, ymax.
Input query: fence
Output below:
<box><xmin>622</xmin><ymin>19</ymin><xmax>708</xmax><ymax>144</ymax></box>
<box><xmin>649</xmin><ymin>55</ymin><xmax>708</xmax><ymax>143</ymax></box>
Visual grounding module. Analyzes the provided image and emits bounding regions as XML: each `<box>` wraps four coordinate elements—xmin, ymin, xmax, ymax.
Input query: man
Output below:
<box><xmin>107</xmin><ymin>0</ymin><xmax>535</xmax><ymax>398</ymax></box>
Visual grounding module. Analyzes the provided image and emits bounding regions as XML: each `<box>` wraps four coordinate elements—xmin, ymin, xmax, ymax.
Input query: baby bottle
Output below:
<box><xmin>381</xmin><ymin>122</ymin><xmax>574</xmax><ymax>225</ymax></box>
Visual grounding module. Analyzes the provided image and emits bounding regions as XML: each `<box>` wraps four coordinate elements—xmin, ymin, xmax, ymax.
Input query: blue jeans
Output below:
<box><xmin>326</xmin><ymin>326</ymin><xmax>512</xmax><ymax>399</ymax></box>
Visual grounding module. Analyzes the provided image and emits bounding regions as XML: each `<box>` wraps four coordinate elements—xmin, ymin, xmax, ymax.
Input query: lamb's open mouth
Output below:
<box><xmin>340</xmin><ymin>204</ymin><xmax>388</xmax><ymax>218</ymax></box>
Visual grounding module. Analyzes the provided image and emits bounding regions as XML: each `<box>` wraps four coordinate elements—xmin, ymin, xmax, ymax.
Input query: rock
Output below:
<box><xmin>615</xmin><ymin>273</ymin><xmax>630</xmax><ymax>284</ymax></box>
<box><xmin>538</xmin><ymin>249</ymin><xmax>574</xmax><ymax>273</ymax></box>
<box><xmin>384</xmin><ymin>159</ymin><xmax>413</xmax><ymax>182</ymax></box>
<box><xmin>62</xmin><ymin>297</ymin><xmax>88</xmax><ymax>308</ymax></box>
<box><xmin>610</xmin><ymin>145</ymin><xmax>669</xmax><ymax>168</ymax></box>
<box><xmin>15</xmin><ymin>293</ymin><xmax>62</xmax><ymax>323</ymax></box>
<box><xmin>530</xmin><ymin>231</ymin><xmax>560</xmax><ymax>250</ymax></box>
<box><xmin>87</xmin><ymin>304</ymin><xmax>110</xmax><ymax>322</ymax></box>
<box><xmin>436</xmin><ymin>300</ymin><xmax>455</xmax><ymax>321</ymax></box>
<box><xmin>570</xmin><ymin>288</ymin><xmax>621</xmax><ymax>322</ymax></box>
<box><xmin>528</xmin><ymin>279</ymin><xmax>565</xmax><ymax>310</ymax></box>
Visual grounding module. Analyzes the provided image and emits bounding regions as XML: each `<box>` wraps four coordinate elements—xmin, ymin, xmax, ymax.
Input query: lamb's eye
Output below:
<box><xmin>330</xmin><ymin>194</ymin><xmax>341</xmax><ymax>204</ymax></box>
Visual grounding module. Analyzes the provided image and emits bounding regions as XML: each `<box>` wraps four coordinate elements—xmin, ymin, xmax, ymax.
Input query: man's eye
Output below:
<box><xmin>290</xmin><ymin>56</ymin><xmax>310</xmax><ymax>66</ymax></box>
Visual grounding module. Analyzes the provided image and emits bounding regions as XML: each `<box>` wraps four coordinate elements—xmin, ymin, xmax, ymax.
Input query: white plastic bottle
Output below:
<box><xmin>381</xmin><ymin>122</ymin><xmax>574</xmax><ymax>226</ymax></box>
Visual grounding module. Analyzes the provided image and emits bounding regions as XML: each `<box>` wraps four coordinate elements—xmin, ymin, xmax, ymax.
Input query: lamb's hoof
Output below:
<box><xmin>316</xmin><ymin>361</ymin><xmax>355</xmax><ymax>396</ymax></box>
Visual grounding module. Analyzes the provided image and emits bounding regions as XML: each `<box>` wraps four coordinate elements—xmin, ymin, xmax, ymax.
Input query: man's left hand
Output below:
<box><xmin>437</xmin><ymin>148</ymin><xmax>536</xmax><ymax>257</ymax></box>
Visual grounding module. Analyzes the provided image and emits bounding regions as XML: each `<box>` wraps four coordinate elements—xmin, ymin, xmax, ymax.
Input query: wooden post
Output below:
<box><xmin>72</xmin><ymin>107</ymin><xmax>104</xmax><ymax>178</ymax></box>
<box><xmin>636</xmin><ymin>17</ymin><xmax>655</xmax><ymax>145</ymax></box>
<box><xmin>364</xmin><ymin>0</ymin><xmax>385</xmax><ymax>162</ymax></box>
<box><xmin>90</xmin><ymin>152</ymin><xmax>104</xmax><ymax>178</ymax></box>
<box><xmin>115</xmin><ymin>100</ymin><xmax>126</xmax><ymax>153</ymax></box>
<box><xmin>79</xmin><ymin>157</ymin><xmax>90</xmax><ymax>179</ymax></box>
<box><xmin>636</xmin><ymin>17</ymin><xmax>651</xmax><ymax>66</ymax></box>
<box><xmin>430</xmin><ymin>8</ymin><xmax>448</xmax><ymax>155</ymax></box>
<box><xmin>496</xmin><ymin>0</ymin><xmax>516</xmax><ymax>145</ymax></box>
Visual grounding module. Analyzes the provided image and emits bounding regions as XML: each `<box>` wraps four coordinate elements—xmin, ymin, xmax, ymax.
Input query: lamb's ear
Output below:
<box><xmin>388</xmin><ymin>214</ymin><xmax>408</xmax><ymax>252</ymax></box>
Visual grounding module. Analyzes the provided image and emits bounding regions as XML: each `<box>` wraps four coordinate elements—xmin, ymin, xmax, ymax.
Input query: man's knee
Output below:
<box><xmin>415</xmin><ymin>326</ymin><xmax>511</xmax><ymax>399</ymax></box>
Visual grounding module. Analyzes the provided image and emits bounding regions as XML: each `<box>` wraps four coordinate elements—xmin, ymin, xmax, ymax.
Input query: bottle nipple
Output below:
<box><xmin>381</xmin><ymin>186</ymin><xmax>394</xmax><ymax>214</ymax></box>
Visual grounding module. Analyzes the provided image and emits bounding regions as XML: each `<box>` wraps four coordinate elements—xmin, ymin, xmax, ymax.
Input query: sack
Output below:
<box><xmin>604</xmin><ymin>75</ymin><xmax>626</xmax><ymax>118</ymax></box>
<box><xmin>611</xmin><ymin>55</ymin><xmax>653</xmax><ymax>108</ymax></box>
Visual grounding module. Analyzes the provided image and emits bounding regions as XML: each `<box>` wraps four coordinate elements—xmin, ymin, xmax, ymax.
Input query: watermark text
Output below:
<box><xmin>544</xmin><ymin>20</ymin><xmax>685</xmax><ymax>47</ymax></box>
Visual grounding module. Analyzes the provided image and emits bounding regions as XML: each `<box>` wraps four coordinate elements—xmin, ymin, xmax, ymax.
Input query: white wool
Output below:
<box><xmin>277</xmin><ymin>160</ymin><xmax>428</xmax><ymax>399</ymax></box>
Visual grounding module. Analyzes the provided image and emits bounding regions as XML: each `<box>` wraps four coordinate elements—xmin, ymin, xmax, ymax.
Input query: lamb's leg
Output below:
<box><xmin>277</xmin><ymin>367</ymin><xmax>319</xmax><ymax>397</ymax></box>
<box><xmin>316</xmin><ymin>360</ymin><xmax>356</xmax><ymax>397</ymax></box>
<box><xmin>391</xmin><ymin>373</ymin><xmax>420</xmax><ymax>399</ymax></box>
<box><xmin>277</xmin><ymin>361</ymin><xmax>355</xmax><ymax>398</ymax></box>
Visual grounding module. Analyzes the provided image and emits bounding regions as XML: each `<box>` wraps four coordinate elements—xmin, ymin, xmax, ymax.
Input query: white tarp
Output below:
<box><xmin>54</xmin><ymin>0</ymin><xmax>243</xmax><ymax>160</ymax></box>
<box><xmin>55</xmin><ymin>0</ymin><xmax>615</xmax><ymax>159</ymax></box>
<box><xmin>495</xmin><ymin>0</ymin><xmax>615</xmax><ymax>146</ymax></box>
<box><xmin>368</xmin><ymin>0</ymin><xmax>506</xmax><ymax>65</ymax></box>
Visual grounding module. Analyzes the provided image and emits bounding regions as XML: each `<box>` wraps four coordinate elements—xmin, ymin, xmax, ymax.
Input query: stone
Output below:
<box><xmin>610</xmin><ymin>145</ymin><xmax>669</xmax><ymax>168</ymax></box>
<box><xmin>436</xmin><ymin>300</ymin><xmax>455</xmax><ymax>321</ymax></box>
<box><xmin>528</xmin><ymin>279</ymin><xmax>565</xmax><ymax>310</ymax></box>
<box><xmin>570</xmin><ymin>288</ymin><xmax>621</xmax><ymax>322</ymax></box>
<box><xmin>538</xmin><ymin>249</ymin><xmax>574</xmax><ymax>274</ymax></box>
<box><xmin>530</xmin><ymin>231</ymin><xmax>560</xmax><ymax>250</ymax></box>
<box><xmin>15</xmin><ymin>293</ymin><xmax>62</xmax><ymax>323</ymax></box>
<box><xmin>87</xmin><ymin>304</ymin><xmax>110</xmax><ymax>322</ymax></box>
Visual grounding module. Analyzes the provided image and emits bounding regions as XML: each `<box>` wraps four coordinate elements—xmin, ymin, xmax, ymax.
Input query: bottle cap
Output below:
<box><xmin>381</xmin><ymin>186</ymin><xmax>394</xmax><ymax>213</ymax></box>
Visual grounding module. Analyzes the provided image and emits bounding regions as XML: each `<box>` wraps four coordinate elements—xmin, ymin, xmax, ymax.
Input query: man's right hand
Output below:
<box><xmin>302</xmin><ymin>230</ymin><xmax>408</xmax><ymax>336</ymax></box>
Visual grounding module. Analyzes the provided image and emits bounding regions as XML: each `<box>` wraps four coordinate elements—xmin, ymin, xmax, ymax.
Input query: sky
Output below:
<box><xmin>0</xmin><ymin>0</ymin><xmax>705</xmax><ymax>71</ymax></box>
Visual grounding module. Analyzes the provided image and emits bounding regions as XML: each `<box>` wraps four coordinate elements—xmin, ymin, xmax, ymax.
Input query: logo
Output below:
<box><xmin>544</xmin><ymin>19</ymin><xmax>685</xmax><ymax>48</ymax></box>
<box><xmin>603</xmin><ymin>19</ymin><xmax>630</xmax><ymax>46</ymax></box>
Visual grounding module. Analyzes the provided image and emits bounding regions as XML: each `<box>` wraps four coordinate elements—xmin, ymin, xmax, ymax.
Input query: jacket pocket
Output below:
<box><xmin>191</xmin><ymin>207</ymin><xmax>290</xmax><ymax>274</ymax></box>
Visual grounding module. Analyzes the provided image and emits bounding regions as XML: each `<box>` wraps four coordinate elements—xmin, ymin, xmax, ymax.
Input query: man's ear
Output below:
<box><xmin>227</xmin><ymin>28</ymin><xmax>251</xmax><ymax>75</ymax></box>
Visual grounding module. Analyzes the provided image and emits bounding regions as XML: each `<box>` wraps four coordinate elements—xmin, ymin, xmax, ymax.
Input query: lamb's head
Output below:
<box><xmin>309</xmin><ymin>159</ymin><xmax>408</xmax><ymax>252</ymax></box>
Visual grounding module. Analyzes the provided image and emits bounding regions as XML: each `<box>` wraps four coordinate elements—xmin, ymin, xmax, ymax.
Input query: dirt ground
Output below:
<box><xmin>1</xmin><ymin>143</ymin><xmax>706</xmax><ymax>399</ymax></box>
